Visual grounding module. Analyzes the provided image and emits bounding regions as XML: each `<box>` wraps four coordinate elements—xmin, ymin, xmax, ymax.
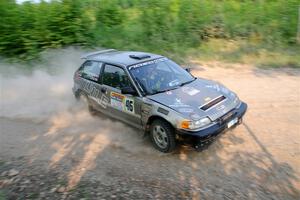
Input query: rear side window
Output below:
<box><xmin>80</xmin><ymin>61</ymin><xmax>102</xmax><ymax>82</ymax></box>
<box><xmin>102</xmin><ymin>64</ymin><xmax>131</xmax><ymax>89</ymax></box>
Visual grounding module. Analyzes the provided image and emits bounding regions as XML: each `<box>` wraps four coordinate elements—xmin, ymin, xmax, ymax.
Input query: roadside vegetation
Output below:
<box><xmin>0</xmin><ymin>0</ymin><xmax>299</xmax><ymax>67</ymax></box>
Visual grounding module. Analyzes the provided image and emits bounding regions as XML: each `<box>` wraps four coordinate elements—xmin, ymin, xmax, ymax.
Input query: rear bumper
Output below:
<box><xmin>176</xmin><ymin>102</ymin><xmax>247</xmax><ymax>139</ymax></box>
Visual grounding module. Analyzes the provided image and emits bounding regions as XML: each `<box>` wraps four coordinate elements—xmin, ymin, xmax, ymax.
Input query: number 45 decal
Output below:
<box><xmin>124</xmin><ymin>98</ymin><xmax>134</xmax><ymax>113</ymax></box>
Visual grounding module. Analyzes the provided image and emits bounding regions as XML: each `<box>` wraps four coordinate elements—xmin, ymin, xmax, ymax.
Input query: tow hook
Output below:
<box><xmin>238</xmin><ymin>118</ymin><xmax>243</xmax><ymax>124</ymax></box>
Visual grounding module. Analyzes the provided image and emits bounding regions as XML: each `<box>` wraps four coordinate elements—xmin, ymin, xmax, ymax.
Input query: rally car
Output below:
<box><xmin>73</xmin><ymin>49</ymin><xmax>247</xmax><ymax>152</ymax></box>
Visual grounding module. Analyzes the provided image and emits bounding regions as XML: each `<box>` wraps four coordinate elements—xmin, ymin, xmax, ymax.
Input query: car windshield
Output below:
<box><xmin>129</xmin><ymin>58</ymin><xmax>195</xmax><ymax>95</ymax></box>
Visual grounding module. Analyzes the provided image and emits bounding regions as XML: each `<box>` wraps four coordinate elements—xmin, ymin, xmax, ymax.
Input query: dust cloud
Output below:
<box><xmin>0</xmin><ymin>47</ymin><xmax>150</xmax><ymax>155</ymax></box>
<box><xmin>0</xmin><ymin>48</ymin><xmax>83</xmax><ymax>120</ymax></box>
<box><xmin>0</xmin><ymin>48</ymin><xmax>157</xmax><ymax>191</ymax></box>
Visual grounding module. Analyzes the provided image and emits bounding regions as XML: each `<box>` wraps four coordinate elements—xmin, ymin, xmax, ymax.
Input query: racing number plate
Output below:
<box><xmin>227</xmin><ymin>117</ymin><xmax>238</xmax><ymax>128</ymax></box>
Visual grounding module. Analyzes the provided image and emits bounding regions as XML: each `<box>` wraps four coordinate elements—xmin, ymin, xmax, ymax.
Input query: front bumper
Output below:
<box><xmin>177</xmin><ymin>102</ymin><xmax>247</xmax><ymax>140</ymax></box>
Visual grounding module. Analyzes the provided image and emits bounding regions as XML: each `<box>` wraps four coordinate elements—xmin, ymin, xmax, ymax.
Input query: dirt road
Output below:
<box><xmin>0</xmin><ymin>59</ymin><xmax>300</xmax><ymax>199</ymax></box>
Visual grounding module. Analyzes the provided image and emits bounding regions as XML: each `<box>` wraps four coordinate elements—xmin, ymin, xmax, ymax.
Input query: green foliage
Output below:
<box><xmin>0</xmin><ymin>0</ymin><xmax>299</xmax><ymax>62</ymax></box>
<box><xmin>0</xmin><ymin>189</ymin><xmax>7</xmax><ymax>200</ymax></box>
<box><xmin>195</xmin><ymin>39</ymin><xmax>300</xmax><ymax>68</ymax></box>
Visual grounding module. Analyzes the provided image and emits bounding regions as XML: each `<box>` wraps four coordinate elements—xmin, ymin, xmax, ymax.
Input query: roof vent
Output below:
<box><xmin>129</xmin><ymin>54</ymin><xmax>151</xmax><ymax>60</ymax></box>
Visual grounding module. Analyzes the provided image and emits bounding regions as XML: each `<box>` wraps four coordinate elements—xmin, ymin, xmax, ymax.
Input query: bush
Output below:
<box><xmin>0</xmin><ymin>0</ymin><xmax>298</xmax><ymax>61</ymax></box>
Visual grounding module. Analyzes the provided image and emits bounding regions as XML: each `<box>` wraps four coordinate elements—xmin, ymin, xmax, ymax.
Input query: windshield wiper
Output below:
<box><xmin>150</xmin><ymin>89</ymin><xmax>168</xmax><ymax>95</ymax></box>
<box><xmin>151</xmin><ymin>86</ymin><xmax>180</xmax><ymax>95</ymax></box>
<box><xmin>180</xmin><ymin>77</ymin><xmax>196</xmax><ymax>87</ymax></box>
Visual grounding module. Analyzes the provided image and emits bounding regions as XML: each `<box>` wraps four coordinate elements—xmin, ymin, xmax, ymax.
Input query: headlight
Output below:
<box><xmin>233</xmin><ymin>95</ymin><xmax>239</xmax><ymax>104</ymax></box>
<box><xmin>180</xmin><ymin>117</ymin><xmax>211</xmax><ymax>130</ymax></box>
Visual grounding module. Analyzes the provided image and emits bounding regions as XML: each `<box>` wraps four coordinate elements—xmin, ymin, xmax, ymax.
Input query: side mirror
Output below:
<box><xmin>181</xmin><ymin>66</ymin><xmax>192</xmax><ymax>73</ymax></box>
<box><xmin>184</xmin><ymin>67</ymin><xmax>191</xmax><ymax>73</ymax></box>
<box><xmin>121</xmin><ymin>86</ymin><xmax>137</xmax><ymax>95</ymax></box>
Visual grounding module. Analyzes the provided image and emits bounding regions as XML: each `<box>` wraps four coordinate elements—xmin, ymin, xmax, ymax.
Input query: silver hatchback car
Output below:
<box><xmin>73</xmin><ymin>49</ymin><xmax>247</xmax><ymax>152</ymax></box>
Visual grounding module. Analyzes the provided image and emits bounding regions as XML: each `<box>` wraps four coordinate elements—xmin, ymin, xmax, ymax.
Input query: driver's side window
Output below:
<box><xmin>102</xmin><ymin>64</ymin><xmax>131</xmax><ymax>89</ymax></box>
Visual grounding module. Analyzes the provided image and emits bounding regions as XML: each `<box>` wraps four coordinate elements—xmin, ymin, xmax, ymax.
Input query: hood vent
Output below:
<box><xmin>200</xmin><ymin>95</ymin><xmax>226</xmax><ymax>111</ymax></box>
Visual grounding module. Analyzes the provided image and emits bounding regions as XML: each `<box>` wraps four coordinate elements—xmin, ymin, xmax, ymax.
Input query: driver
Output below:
<box><xmin>142</xmin><ymin>64</ymin><xmax>165</xmax><ymax>93</ymax></box>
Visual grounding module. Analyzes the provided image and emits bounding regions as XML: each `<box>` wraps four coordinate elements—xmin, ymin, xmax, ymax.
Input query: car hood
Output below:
<box><xmin>148</xmin><ymin>78</ymin><xmax>239</xmax><ymax>120</ymax></box>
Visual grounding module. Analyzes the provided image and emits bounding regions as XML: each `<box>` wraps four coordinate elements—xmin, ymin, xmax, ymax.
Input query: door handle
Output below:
<box><xmin>101</xmin><ymin>88</ymin><xmax>107</xmax><ymax>93</ymax></box>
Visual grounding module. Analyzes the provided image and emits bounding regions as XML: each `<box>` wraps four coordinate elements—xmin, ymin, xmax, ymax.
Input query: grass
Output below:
<box><xmin>0</xmin><ymin>161</ymin><xmax>6</xmax><ymax>173</ymax></box>
<box><xmin>27</xmin><ymin>192</ymin><xmax>39</xmax><ymax>199</ymax></box>
<box><xmin>0</xmin><ymin>161</ymin><xmax>5</xmax><ymax>167</ymax></box>
<box><xmin>3</xmin><ymin>38</ymin><xmax>299</xmax><ymax>69</ymax></box>
<box><xmin>76</xmin><ymin>183</ymin><xmax>91</xmax><ymax>199</ymax></box>
<box><xmin>0</xmin><ymin>190</ymin><xmax>7</xmax><ymax>200</ymax></box>
<box><xmin>188</xmin><ymin>39</ymin><xmax>300</xmax><ymax>68</ymax></box>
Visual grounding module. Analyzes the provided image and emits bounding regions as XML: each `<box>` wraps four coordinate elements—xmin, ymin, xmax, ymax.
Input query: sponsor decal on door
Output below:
<box><xmin>110</xmin><ymin>92</ymin><xmax>135</xmax><ymax>113</ymax></box>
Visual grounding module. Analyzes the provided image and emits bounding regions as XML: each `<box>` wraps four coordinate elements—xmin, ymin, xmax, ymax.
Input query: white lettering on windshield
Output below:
<box><xmin>128</xmin><ymin>57</ymin><xmax>167</xmax><ymax>70</ymax></box>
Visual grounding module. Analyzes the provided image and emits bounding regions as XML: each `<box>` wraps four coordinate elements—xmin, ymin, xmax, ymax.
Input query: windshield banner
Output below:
<box><xmin>128</xmin><ymin>57</ymin><xmax>167</xmax><ymax>70</ymax></box>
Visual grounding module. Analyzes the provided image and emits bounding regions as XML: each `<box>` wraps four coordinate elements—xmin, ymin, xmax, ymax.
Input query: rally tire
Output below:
<box><xmin>88</xmin><ymin>104</ymin><xmax>97</xmax><ymax>116</ymax></box>
<box><xmin>79</xmin><ymin>92</ymin><xmax>97</xmax><ymax>116</ymax></box>
<box><xmin>150</xmin><ymin>119</ymin><xmax>176</xmax><ymax>153</ymax></box>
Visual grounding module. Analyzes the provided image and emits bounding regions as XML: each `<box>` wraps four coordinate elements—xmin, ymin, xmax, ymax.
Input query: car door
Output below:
<box><xmin>100</xmin><ymin>64</ymin><xmax>142</xmax><ymax>129</ymax></box>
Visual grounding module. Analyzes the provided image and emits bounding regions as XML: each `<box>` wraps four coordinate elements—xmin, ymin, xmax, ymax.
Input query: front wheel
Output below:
<box><xmin>150</xmin><ymin>120</ymin><xmax>176</xmax><ymax>153</ymax></box>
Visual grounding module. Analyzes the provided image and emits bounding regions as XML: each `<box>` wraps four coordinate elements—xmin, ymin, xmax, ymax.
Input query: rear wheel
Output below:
<box><xmin>150</xmin><ymin>119</ymin><xmax>176</xmax><ymax>153</ymax></box>
<box><xmin>79</xmin><ymin>93</ymin><xmax>97</xmax><ymax>116</ymax></box>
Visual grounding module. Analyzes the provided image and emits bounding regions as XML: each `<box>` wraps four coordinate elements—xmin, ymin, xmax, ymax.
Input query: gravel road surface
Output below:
<box><xmin>0</xmin><ymin>60</ymin><xmax>299</xmax><ymax>199</ymax></box>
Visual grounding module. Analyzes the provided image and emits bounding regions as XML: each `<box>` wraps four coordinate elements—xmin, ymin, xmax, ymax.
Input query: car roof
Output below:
<box><xmin>83</xmin><ymin>50</ymin><xmax>164</xmax><ymax>67</ymax></box>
